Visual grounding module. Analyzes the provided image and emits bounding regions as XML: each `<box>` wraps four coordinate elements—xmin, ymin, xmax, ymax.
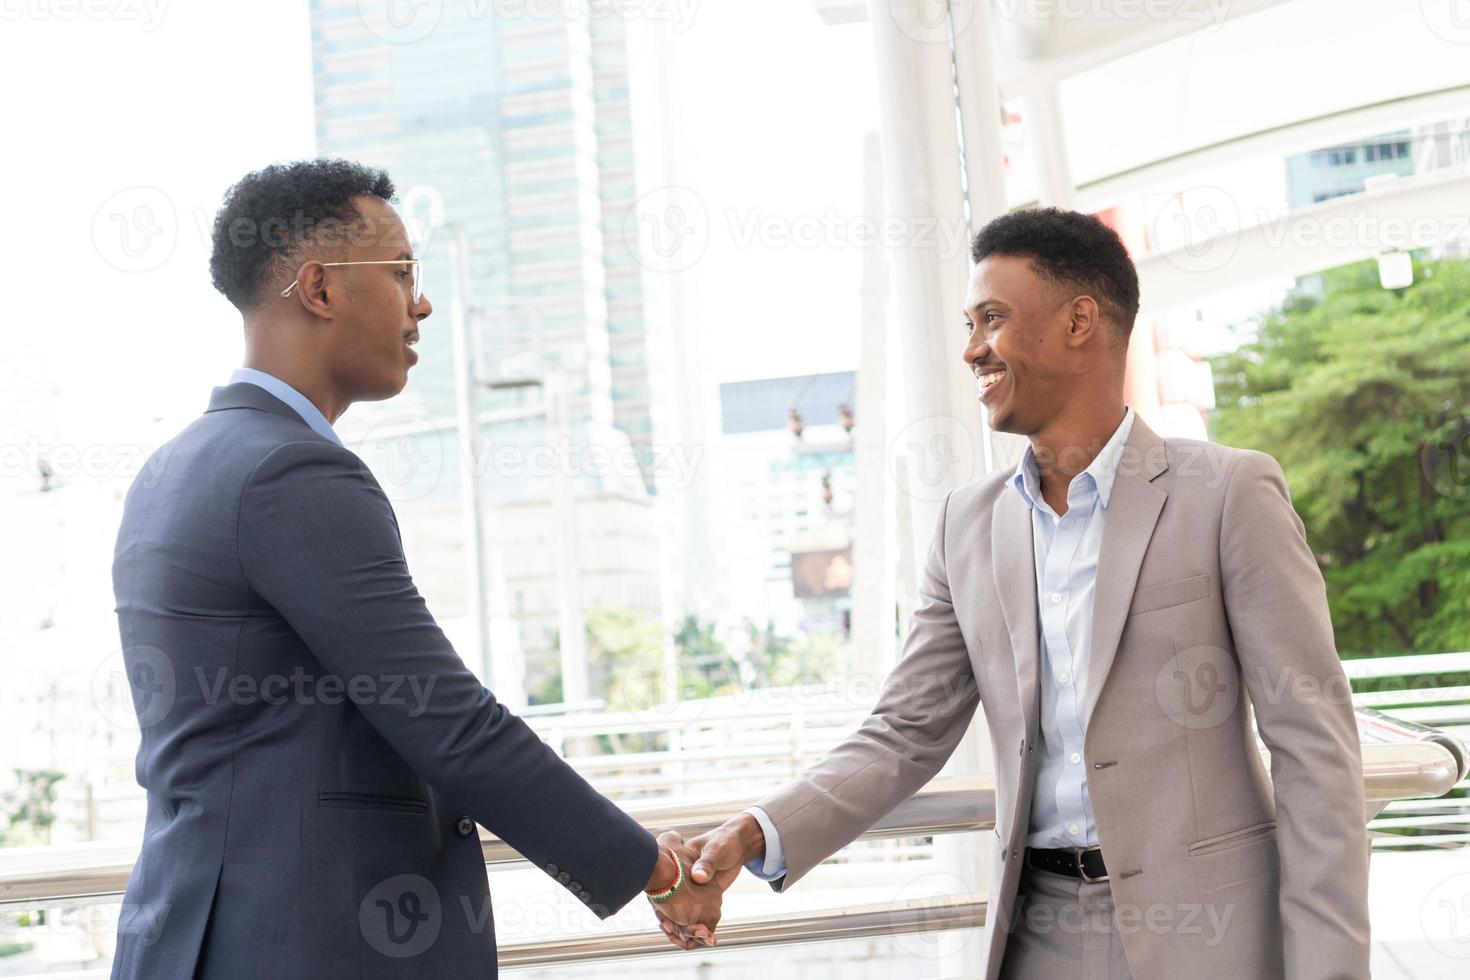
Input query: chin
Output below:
<box><xmin>985</xmin><ymin>405</ymin><xmax>1016</xmax><ymax>434</ymax></box>
<box><xmin>358</xmin><ymin>375</ymin><xmax>409</xmax><ymax>403</ymax></box>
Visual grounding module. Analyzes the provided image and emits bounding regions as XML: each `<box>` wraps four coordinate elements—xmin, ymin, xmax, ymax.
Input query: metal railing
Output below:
<box><xmin>2</xmin><ymin>659</ymin><xmax>1467</xmax><ymax>975</ymax></box>
<box><xmin>1348</xmin><ymin>653</ymin><xmax>1470</xmax><ymax>848</ymax></box>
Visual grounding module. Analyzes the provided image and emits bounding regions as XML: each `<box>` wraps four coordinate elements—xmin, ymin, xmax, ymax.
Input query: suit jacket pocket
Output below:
<box><xmin>1129</xmin><ymin>573</ymin><xmax>1211</xmax><ymax>616</ymax></box>
<box><xmin>1189</xmin><ymin>821</ymin><xmax>1279</xmax><ymax>893</ymax></box>
<box><xmin>318</xmin><ymin>791</ymin><xmax>428</xmax><ymax>814</ymax></box>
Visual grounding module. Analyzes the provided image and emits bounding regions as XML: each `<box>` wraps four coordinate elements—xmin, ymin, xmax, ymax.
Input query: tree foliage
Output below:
<box><xmin>1208</xmin><ymin>258</ymin><xmax>1470</xmax><ymax>656</ymax></box>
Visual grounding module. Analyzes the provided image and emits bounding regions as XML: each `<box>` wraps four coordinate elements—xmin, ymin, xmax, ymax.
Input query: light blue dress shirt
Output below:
<box><xmin>229</xmin><ymin>368</ymin><xmax>343</xmax><ymax>447</ymax></box>
<box><xmin>1014</xmin><ymin>406</ymin><xmax>1134</xmax><ymax>848</ymax></box>
<box><xmin>745</xmin><ymin>407</ymin><xmax>1137</xmax><ymax>879</ymax></box>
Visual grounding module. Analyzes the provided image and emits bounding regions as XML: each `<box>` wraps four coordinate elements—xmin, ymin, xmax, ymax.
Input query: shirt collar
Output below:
<box><xmin>228</xmin><ymin>367</ymin><xmax>343</xmax><ymax>447</ymax></box>
<box><xmin>1009</xmin><ymin>406</ymin><xmax>1136</xmax><ymax>513</ymax></box>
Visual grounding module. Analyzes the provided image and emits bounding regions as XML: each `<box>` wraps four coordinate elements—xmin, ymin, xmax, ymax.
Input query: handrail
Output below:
<box><xmin>500</xmin><ymin>895</ymin><xmax>987</xmax><ymax>967</ymax></box>
<box><xmin>0</xmin><ymin>779</ymin><xmax>993</xmax><ymax>913</ymax></box>
<box><xmin>1357</xmin><ymin>706</ymin><xmax>1470</xmax><ymax>784</ymax></box>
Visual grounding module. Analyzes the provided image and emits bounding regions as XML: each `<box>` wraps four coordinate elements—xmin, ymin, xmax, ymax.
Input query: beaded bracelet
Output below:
<box><xmin>647</xmin><ymin>845</ymin><xmax>686</xmax><ymax>904</ymax></box>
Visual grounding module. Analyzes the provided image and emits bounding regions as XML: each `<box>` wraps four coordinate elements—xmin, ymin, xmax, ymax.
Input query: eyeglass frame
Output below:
<box><xmin>280</xmin><ymin>259</ymin><xmax>424</xmax><ymax>304</ymax></box>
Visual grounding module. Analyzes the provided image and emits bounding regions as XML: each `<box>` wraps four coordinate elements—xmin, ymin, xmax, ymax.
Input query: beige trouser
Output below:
<box><xmin>998</xmin><ymin>860</ymin><xmax>1136</xmax><ymax>980</ymax></box>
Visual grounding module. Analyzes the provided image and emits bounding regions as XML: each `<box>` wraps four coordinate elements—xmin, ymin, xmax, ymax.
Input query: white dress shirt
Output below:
<box><xmin>745</xmin><ymin>407</ymin><xmax>1137</xmax><ymax>878</ymax></box>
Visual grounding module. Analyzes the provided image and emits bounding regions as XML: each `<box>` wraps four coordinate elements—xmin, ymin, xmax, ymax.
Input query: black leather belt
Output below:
<box><xmin>1025</xmin><ymin>846</ymin><xmax>1109</xmax><ymax>882</ymax></box>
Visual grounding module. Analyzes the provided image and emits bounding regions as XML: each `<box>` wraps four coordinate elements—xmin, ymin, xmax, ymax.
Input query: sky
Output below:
<box><xmin>0</xmin><ymin>0</ymin><xmax>880</xmax><ymax>460</ymax></box>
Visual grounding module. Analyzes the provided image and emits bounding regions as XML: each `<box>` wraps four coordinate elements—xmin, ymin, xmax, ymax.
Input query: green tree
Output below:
<box><xmin>535</xmin><ymin>606</ymin><xmax>668</xmax><ymax>708</ymax></box>
<box><xmin>739</xmin><ymin>616</ymin><xmax>841</xmax><ymax>686</ymax></box>
<box><xmin>1</xmin><ymin>769</ymin><xmax>65</xmax><ymax>847</ymax></box>
<box><xmin>673</xmin><ymin>613</ymin><xmax>741</xmax><ymax>697</ymax></box>
<box><xmin>1208</xmin><ymin>257</ymin><xmax>1470</xmax><ymax>656</ymax></box>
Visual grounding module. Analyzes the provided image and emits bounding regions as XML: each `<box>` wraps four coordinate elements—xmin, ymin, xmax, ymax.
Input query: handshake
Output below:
<box><xmin>640</xmin><ymin>812</ymin><xmax>768</xmax><ymax>949</ymax></box>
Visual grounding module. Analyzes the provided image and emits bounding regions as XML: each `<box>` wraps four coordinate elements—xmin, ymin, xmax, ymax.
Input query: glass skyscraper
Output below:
<box><xmin>309</xmin><ymin>0</ymin><xmax>667</xmax><ymax>494</ymax></box>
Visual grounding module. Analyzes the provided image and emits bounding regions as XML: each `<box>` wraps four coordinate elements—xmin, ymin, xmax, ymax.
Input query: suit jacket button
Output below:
<box><xmin>455</xmin><ymin>816</ymin><xmax>475</xmax><ymax>838</ymax></box>
<box><xmin>578</xmin><ymin>890</ymin><xmax>592</xmax><ymax>902</ymax></box>
<box><xmin>556</xmin><ymin>872</ymin><xmax>572</xmax><ymax>885</ymax></box>
<box><xmin>567</xmin><ymin>880</ymin><xmax>582</xmax><ymax>892</ymax></box>
<box><xmin>547</xmin><ymin>864</ymin><xmax>559</xmax><ymax>875</ymax></box>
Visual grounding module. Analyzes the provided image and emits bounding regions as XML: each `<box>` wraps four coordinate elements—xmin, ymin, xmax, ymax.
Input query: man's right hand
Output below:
<box><xmin>688</xmin><ymin>812</ymin><xmax>766</xmax><ymax>890</ymax></box>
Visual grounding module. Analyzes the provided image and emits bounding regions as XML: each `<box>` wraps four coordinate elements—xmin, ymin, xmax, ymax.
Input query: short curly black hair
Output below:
<box><xmin>970</xmin><ymin>207</ymin><xmax>1140</xmax><ymax>349</ymax></box>
<box><xmin>209</xmin><ymin>159</ymin><xmax>396</xmax><ymax>312</ymax></box>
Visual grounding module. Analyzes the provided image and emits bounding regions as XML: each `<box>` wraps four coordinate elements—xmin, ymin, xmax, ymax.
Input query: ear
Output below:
<box><xmin>1066</xmin><ymin>294</ymin><xmax>1103</xmax><ymax>350</ymax></box>
<box><xmin>286</xmin><ymin>260</ymin><xmax>335</xmax><ymax>319</ymax></box>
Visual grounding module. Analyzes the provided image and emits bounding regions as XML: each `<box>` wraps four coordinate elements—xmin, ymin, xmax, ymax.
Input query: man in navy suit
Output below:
<box><xmin>109</xmin><ymin>159</ymin><xmax>718</xmax><ymax>978</ymax></box>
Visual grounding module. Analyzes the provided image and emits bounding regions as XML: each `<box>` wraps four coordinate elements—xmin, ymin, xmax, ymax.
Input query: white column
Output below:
<box><xmin>850</xmin><ymin>132</ymin><xmax>897</xmax><ymax>679</ymax></box>
<box><xmin>867</xmin><ymin>0</ymin><xmax>981</xmax><ymax>554</ymax></box>
<box><xmin>868</xmin><ymin>2</ymin><xmax>1008</xmax><ymax>975</ymax></box>
<box><xmin>451</xmin><ymin>225</ymin><xmax>527</xmax><ymax>707</ymax></box>
<box><xmin>548</xmin><ymin>368</ymin><xmax>589</xmax><ymax>706</ymax></box>
<box><xmin>1022</xmin><ymin>80</ymin><xmax>1076</xmax><ymax>209</ymax></box>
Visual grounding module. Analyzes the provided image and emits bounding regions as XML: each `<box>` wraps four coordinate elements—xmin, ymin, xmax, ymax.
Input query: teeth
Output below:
<box><xmin>978</xmin><ymin>370</ymin><xmax>1004</xmax><ymax>389</ymax></box>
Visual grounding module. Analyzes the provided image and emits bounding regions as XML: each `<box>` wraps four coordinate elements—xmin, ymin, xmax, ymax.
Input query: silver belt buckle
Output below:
<box><xmin>1073</xmin><ymin>846</ymin><xmax>1108</xmax><ymax>883</ymax></box>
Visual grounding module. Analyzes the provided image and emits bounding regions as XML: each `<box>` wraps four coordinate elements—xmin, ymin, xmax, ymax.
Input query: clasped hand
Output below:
<box><xmin>647</xmin><ymin>815</ymin><xmax>762</xmax><ymax>950</ymax></box>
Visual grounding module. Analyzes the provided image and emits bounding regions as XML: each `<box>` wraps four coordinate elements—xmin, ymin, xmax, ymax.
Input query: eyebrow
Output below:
<box><xmin>964</xmin><ymin>300</ymin><xmax>1005</xmax><ymax>317</ymax></box>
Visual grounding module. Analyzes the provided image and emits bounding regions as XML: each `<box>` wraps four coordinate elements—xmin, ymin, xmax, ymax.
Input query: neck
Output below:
<box><xmin>241</xmin><ymin>323</ymin><xmax>348</xmax><ymax>424</ymax></box>
<box><xmin>1028</xmin><ymin>400</ymin><xmax>1128</xmax><ymax>497</ymax></box>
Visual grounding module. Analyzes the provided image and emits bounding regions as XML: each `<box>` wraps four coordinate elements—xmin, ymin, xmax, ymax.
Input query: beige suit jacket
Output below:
<box><xmin>755</xmin><ymin>413</ymin><xmax>1370</xmax><ymax>980</ymax></box>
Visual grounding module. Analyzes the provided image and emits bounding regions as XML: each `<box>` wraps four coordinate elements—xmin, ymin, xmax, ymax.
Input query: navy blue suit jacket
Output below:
<box><xmin>109</xmin><ymin>382</ymin><xmax>657</xmax><ymax>978</ymax></box>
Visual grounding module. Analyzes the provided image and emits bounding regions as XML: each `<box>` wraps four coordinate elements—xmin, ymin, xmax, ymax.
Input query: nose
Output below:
<box><xmin>961</xmin><ymin>336</ymin><xmax>988</xmax><ymax>371</ymax></box>
<box><xmin>413</xmin><ymin>293</ymin><xmax>433</xmax><ymax>321</ymax></box>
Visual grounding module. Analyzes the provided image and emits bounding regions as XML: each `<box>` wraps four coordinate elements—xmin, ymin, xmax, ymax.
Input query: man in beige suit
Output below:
<box><xmin>656</xmin><ymin>208</ymin><xmax>1371</xmax><ymax>978</ymax></box>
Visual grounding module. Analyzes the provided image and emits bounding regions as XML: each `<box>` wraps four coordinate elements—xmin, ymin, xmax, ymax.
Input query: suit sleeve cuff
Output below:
<box><xmin>743</xmin><ymin>806</ymin><xmax>788</xmax><ymax>881</ymax></box>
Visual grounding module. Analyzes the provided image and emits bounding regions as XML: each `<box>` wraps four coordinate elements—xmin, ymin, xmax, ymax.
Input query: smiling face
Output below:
<box><xmin>314</xmin><ymin>195</ymin><xmax>433</xmax><ymax>402</ymax></box>
<box><xmin>961</xmin><ymin>253</ymin><xmax>1119</xmax><ymax>436</ymax></box>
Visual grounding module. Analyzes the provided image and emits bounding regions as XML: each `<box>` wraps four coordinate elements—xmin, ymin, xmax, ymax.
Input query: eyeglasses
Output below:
<box><xmin>280</xmin><ymin>259</ymin><xmax>423</xmax><ymax>304</ymax></box>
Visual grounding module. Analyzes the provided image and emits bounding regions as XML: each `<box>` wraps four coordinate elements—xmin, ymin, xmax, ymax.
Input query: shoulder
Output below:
<box><xmin>1160</xmin><ymin>435</ymin><xmax>1280</xmax><ymax>487</ymax></box>
<box><xmin>243</xmin><ymin>439</ymin><xmax>376</xmax><ymax>493</ymax></box>
<box><xmin>949</xmin><ymin>465</ymin><xmax>1013</xmax><ymax>515</ymax></box>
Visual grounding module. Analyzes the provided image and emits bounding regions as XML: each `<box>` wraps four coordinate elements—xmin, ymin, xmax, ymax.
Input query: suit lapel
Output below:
<box><xmin>1082</xmin><ymin>416</ymin><xmax>1169</xmax><ymax>724</ymax></box>
<box><xmin>992</xmin><ymin>485</ymin><xmax>1041</xmax><ymax>736</ymax></box>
